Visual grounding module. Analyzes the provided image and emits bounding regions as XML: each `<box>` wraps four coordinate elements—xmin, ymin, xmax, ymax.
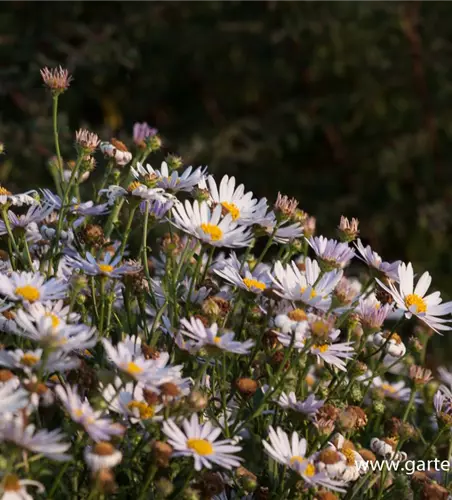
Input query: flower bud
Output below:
<box><xmin>236</xmin><ymin>378</ymin><xmax>258</xmax><ymax>398</ymax></box>
<box><xmin>337</xmin><ymin>216</ymin><xmax>359</xmax><ymax>242</ymax></box>
<box><xmin>188</xmin><ymin>390</ymin><xmax>208</xmax><ymax>411</ymax></box>
<box><xmin>165</xmin><ymin>154</ymin><xmax>183</xmax><ymax>171</ymax></box>
<box><xmin>236</xmin><ymin>466</ymin><xmax>258</xmax><ymax>492</ymax></box>
<box><xmin>152</xmin><ymin>441</ymin><xmax>173</xmax><ymax>468</ymax></box>
<box><xmin>155</xmin><ymin>478</ymin><xmax>174</xmax><ymax>498</ymax></box>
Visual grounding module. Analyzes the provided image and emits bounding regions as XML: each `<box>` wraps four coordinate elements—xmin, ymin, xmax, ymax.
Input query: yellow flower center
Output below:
<box><xmin>15</xmin><ymin>285</ymin><xmax>40</xmax><ymax>302</ymax></box>
<box><xmin>405</xmin><ymin>293</ymin><xmax>427</xmax><ymax>314</ymax></box>
<box><xmin>290</xmin><ymin>455</ymin><xmax>306</xmax><ymax>465</ymax></box>
<box><xmin>213</xmin><ymin>337</ymin><xmax>222</xmax><ymax>344</ymax></box>
<box><xmin>124</xmin><ymin>362</ymin><xmax>143</xmax><ymax>376</ymax></box>
<box><xmin>304</xmin><ymin>463</ymin><xmax>316</xmax><ymax>477</ymax></box>
<box><xmin>312</xmin><ymin>344</ymin><xmax>329</xmax><ymax>353</ymax></box>
<box><xmin>20</xmin><ymin>353</ymin><xmax>40</xmax><ymax>366</ymax></box>
<box><xmin>74</xmin><ymin>409</ymin><xmax>84</xmax><ymax>418</ymax></box>
<box><xmin>3</xmin><ymin>474</ymin><xmax>20</xmax><ymax>492</ymax></box>
<box><xmin>287</xmin><ymin>308</ymin><xmax>307</xmax><ymax>322</ymax></box>
<box><xmin>242</xmin><ymin>277</ymin><xmax>266</xmax><ymax>291</ymax></box>
<box><xmin>127</xmin><ymin>400</ymin><xmax>155</xmax><ymax>419</ymax></box>
<box><xmin>0</xmin><ymin>186</ymin><xmax>12</xmax><ymax>196</ymax></box>
<box><xmin>301</xmin><ymin>287</ymin><xmax>317</xmax><ymax>299</ymax></box>
<box><xmin>99</xmin><ymin>264</ymin><xmax>114</xmax><ymax>274</ymax></box>
<box><xmin>343</xmin><ymin>448</ymin><xmax>356</xmax><ymax>465</ymax></box>
<box><xmin>127</xmin><ymin>181</ymin><xmax>142</xmax><ymax>193</ymax></box>
<box><xmin>381</xmin><ymin>383</ymin><xmax>397</xmax><ymax>393</ymax></box>
<box><xmin>45</xmin><ymin>312</ymin><xmax>60</xmax><ymax>328</ymax></box>
<box><xmin>187</xmin><ymin>438</ymin><xmax>214</xmax><ymax>456</ymax></box>
<box><xmin>311</xmin><ymin>320</ymin><xmax>330</xmax><ymax>337</ymax></box>
<box><xmin>221</xmin><ymin>201</ymin><xmax>240</xmax><ymax>220</ymax></box>
<box><xmin>200</xmin><ymin>223</ymin><xmax>223</xmax><ymax>241</ymax></box>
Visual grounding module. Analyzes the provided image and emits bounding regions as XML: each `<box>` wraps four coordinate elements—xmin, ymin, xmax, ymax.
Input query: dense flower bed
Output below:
<box><xmin>1</xmin><ymin>67</ymin><xmax>452</xmax><ymax>500</ymax></box>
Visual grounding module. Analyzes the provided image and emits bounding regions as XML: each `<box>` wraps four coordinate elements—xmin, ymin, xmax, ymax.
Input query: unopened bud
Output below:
<box><xmin>236</xmin><ymin>378</ymin><xmax>258</xmax><ymax>398</ymax></box>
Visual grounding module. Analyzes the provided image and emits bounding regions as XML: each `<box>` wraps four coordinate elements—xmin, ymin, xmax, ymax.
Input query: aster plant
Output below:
<box><xmin>0</xmin><ymin>67</ymin><xmax>451</xmax><ymax>500</ymax></box>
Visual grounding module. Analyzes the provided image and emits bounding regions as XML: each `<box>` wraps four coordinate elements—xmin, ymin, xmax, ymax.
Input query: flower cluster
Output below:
<box><xmin>0</xmin><ymin>67</ymin><xmax>451</xmax><ymax>500</ymax></box>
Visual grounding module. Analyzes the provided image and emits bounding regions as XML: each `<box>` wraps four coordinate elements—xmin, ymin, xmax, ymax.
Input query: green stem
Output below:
<box><xmin>52</xmin><ymin>95</ymin><xmax>64</xmax><ymax>190</ymax></box>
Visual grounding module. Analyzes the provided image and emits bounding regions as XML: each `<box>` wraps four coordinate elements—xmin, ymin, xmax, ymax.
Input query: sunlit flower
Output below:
<box><xmin>84</xmin><ymin>442</ymin><xmax>123</xmax><ymax>472</ymax></box>
<box><xmin>310</xmin><ymin>340</ymin><xmax>354</xmax><ymax>372</ymax></box>
<box><xmin>257</xmin><ymin>211</ymin><xmax>303</xmax><ymax>244</ymax></box>
<box><xmin>356</xmin><ymin>295</ymin><xmax>392</xmax><ymax>333</ymax></box>
<box><xmin>326</xmin><ymin>434</ymin><xmax>364</xmax><ymax>482</ymax></box>
<box><xmin>270</xmin><ymin>258</ymin><xmax>342</xmax><ymax>310</ymax></box>
<box><xmin>0</xmin><ymin>272</ymin><xmax>67</xmax><ymax>304</ymax></box>
<box><xmin>355</xmin><ymin>239</ymin><xmax>400</xmax><ymax>280</ymax></box>
<box><xmin>42</xmin><ymin>189</ymin><xmax>109</xmax><ymax>217</ymax></box>
<box><xmin>162</xmin><ymin>413</ymin><xmax>242</xmax><ymax>470</ymax></box>
<box><xmin>0</xmin><ymin>415</ymin><xmax>71</xmax><ymax>461</ymax></box>
<box><xmin>370</xmin><ymin>437</ymin><xmax>407</xmax><ymax>462</ymax></box>
<box><xmin>214</xmin><ymin>252</ymin><xmax>271</xmax><ymax>294</ymax></box>
<box><xmin>0</xmin><ymin>185</ymin><xmax>37</xmax><ymax>207</ymax></box>
<box><xmin>172</xmin><ymin>200</ymin><xmax>253</xmax><ymax>248</ymax></box>
<box><xmin>179</xmin><ymin>317</ymin><xmax>254</xmax><ymax>355</ymax></box>
<box><xmin>56</xmin><ymin>385</ymin><xmax>124</xmax><ymax>442</ymax></box>
<box><xmin>0</xmin><ymin>204</ymin><xmax>53</xmax><ymax>236</ymax></box>
<box><xmin>133</xmin><ymin>122</ymin><xmax>158</xmax><ymax>146</ymax></box>
<box><xmin>0</xmin><ymin>348</ymin><xmax>79</xmax><ymax>374</ymax></box>
<box><xmin>371</xmin><ymin>376</ymin><xmax>412</xmax><ymax>401</ymax></box>
<box><xmin>276</xmin><ymin>392</ymin><xmax>324</xmax><ymax>419</ymax></box>
<box><xmin>307</xmin><ymin>236</ymin><xmax>355</xmax><ymax>270</ymax></box>
<box><xmin>132</xmin><ymin>162</ymin><xmax>206</xmax><ymax>192</ymax></box>
<box><xmin>0</xmin><ymin>378</ymin><xmax>28</xmax><ymax>414</ymax></box>
<box><xmin>201</xmin><ymin>175</ymin><xmax>268</xmax><ymax>225</ymax></box>
<box><xmin>371</xmin><ymin>331</ymin><xmax>406</xmax><ymax>358</ymax></box>
<box><xmin>376</xmin><ymin>262</ymin><xmax>452</xmax><ymax>333</ymax></box>
<box><xmin>0</xmin><ymin>474</ymin><xmax>45</xmax><ymax>500</ymax></box>
<box><xmin>66</xmin><ymin>251</ymin><xmax>141</xmax><ymax>277</ymax></box>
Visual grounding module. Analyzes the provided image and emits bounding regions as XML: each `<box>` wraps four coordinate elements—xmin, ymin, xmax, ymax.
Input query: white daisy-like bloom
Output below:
<box><xmin>310</xmin><ymin>341</ymin><xmax>354</xmax><ymax>372</ymax></box>
<box><xmin>14</xmin><ymin>310</ymin><xmax>97</xmax><ymax>352</ymax></box>
<box><xmin>0</xmin><ymin>348</ymin><xmax>79</xmax><ymax>374</ymax></box>
<box><xmin>262</xmin><ymin>426</ymin><xmax>347</xmax><ymax>492</ymax></box>
<box><xmin>0</xmin><ymin>474</ymin><xmax>44</xmax><ymax>500</ymax></box>
<box><xmin>0</xmin><ymin>415</ymin><xmax>71</xmax><ymax>461</ymax></box>
<box><xmin>370</xmin><ymin>437</ymin><xmax>407</xmax><ymax>462</ymax></box>
<box><xmin>371</xmin><ymin>331</ymin><xmax>406</xmax><ymax>358</ymax></box>
<box><xmin>132</xmin><ymin>161</ymin><xmax>206</xmax><ymax>192</ymax></box>
<box><xmin>102</xmin><ymin>378</ymin><xmax>163</xmax><ymax>424</ymax></box>
<box><xmin>0</xmin><ymin>272</ymin><xmax>68</xmax><ymax>304</ymax></box>
<box><xmin>98</xmin><ymin>183</ymin><xmax>170</xmax><ymax>205</ymax></box>
<box><xmin>26</xmin><ymin>300</ymin><xmax>80</xmax><ymax>327</ymax></box>
<box><xmin>179</xmin><ymin>317</ymin><xmax>254</xmax><ymax>355</ymax></box>
<box><xmin>172</xmin><ymin>200</ymin><xmax>253</xmax><ymax>248</ymax></box>
<box><xmin>355</xmin><ymin>239</ymin><xmax>401</xmax><ymax>281</ymax></box>
<box><xmin>162</xmin><ymin>413</ymin><xmax>243</xmax><ymax>471</ymax></box>
<box><xmin>355</xmin><ymin>295</ymin><xmax>392</xmax><ymax>333</ymax></box>
<box><xmin>270</xmin><ymin>258</ymin><xmax>343</xmax><ymax>310</ymax></box>
<box><xmin>201</xmin><ymin>174</ymin><xmax>268</xmax><ymax>226</ymax></box>
<box><xmin>257</xmin><ymin>211</ymin><xmax>303</xmax><ymax>244</ymax></box>
<box><xmin>376</xmin><ymin>262</ymin><xmax>452</xmax><ymax>333</ymax></box>
<box><xmin>100</xmin><ymin>141</ymin><xmax>132</xmax><ymax>166</ymax></box>
<box><xmin>56</xmin><ymin>385</ymin><xmax>124</xmax><ymax>442</ymax></box>
<box><xmin>274</xmin><ymin>307</ymin><xmax>308</xmax><ymax>335</ymax></box>
<box><xmin>0</xmin><ymin>378</ymin><xmax>29</xmax><ymax>414</ymax></box>
<box><xmin>371</xmin><ymin>376</ymin><xmax>412</xmax><ymax>401</ymax></box>
<box><xmin>66</xmin><ymin>251</ymin><xmax>141</xmax><ymax>278</ymax></box>
<box><xmin>0</xmin><ymin>186</ymin><xmax>37</xmax><ymax>207</ymax></box>
<box><xmin>326</xmin><ymin>434</ymin><xmax>364</xmax><ymax>482</ymax></box>
<box><xmin>84</xmin><ymin>442</ymin><xmax>123</xmax><ymax>472</ymax></box>
<box><xmin>276</xmin><ymin>323</ymin><xmax>309</xmax><ymax>350</ymax></box>
<box><xmin>214</xmin><ymin>252</ymin><xmax>271</xmax><ymax>294</ymax></box>
<box><xmin>276</xmin><ymin>392</ymin><xmax>324</xmax><ymax>419</ymax></box>
<box><xmin>433</xmin><ymin>387</ymin><xmax>452</xmax><ymax>418</ymax></box>
<box><xmin>0</xmin><ymin>204</ymin><xmax>53</xmax><ymax>236</ymax></box>
<box><xmin>307</xmin><ymin>236</ymin><xmax>355</xmax><ymax>269</ymax></box>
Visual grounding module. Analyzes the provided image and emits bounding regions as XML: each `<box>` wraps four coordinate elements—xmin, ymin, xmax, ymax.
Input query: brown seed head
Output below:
<box><xmin>236</xmin><ymin>378</ymin><xmax>258</xmax><ymax>398</ymax></box>
<box><xmin>152</xmin><ymin>441</ymin><xmax>173</xmax><ymax>467</ymax></box>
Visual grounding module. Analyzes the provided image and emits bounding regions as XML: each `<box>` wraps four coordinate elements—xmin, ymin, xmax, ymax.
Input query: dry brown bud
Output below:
<box><xmin>152</xmin><ymin>441</ymin><xmax>173</xmax><ymax>468</ymax></box>
<box><xmin>236</xmin><ymin>378</ymin><xmax>258</xmax><ymax>398</ymax></box>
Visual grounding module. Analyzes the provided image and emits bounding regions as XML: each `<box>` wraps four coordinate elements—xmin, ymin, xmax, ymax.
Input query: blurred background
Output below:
<box><xmin>1</xmin><ymin>1</ymin><xmax>452</xmax><ymax>295</ymax></box>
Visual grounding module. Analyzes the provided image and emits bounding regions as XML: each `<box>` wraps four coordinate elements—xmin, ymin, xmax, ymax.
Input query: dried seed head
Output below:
<box><xmin>40</xmin><ymin>66</ymin><xmax>73</xmax><ymax>94</ymax></box>
<box><xmin>359</xmin><ymin>449</ymin><xmax>376</xmax><ymax>463</ymax></box>
<box><xmin>96</xmin><ymin>468</ymin><xmax>117</xmax><ymax>494</ymax></box>
<box><xmin>94</xmin><ymin>442</ymin><xmax>115</xmax><ymax>456</ymax></box>
<box><xmin>188</xmin><ymin>390</ymin><xmax>208</xmax><ymax>411</ymax></box>
<box><xmin>143</xmin><ymin>389</ymin><xmax>159</xmax><ymax>406</ymax></box>
<box><xmin>338</xmin><ymin>216</ymin><xmax>359</xmax><ymax>242</ymax></box>
<box><xmin>236</xmin><ymin>378</ymin><xmax>258</xmax><ymax>398</ymax></box>
<box><xmin>0</xmin><ymin>369</ymin><xmax>14</xmax><ymax>382</ymax></box>
<box><xmin>236</xmin><ymin>466</ymin><xmax>258</xmax><ymax>492</ymax></box>
<box><xmin>80</xmin><ymin>224</ymin><xmax>106</xmax><ymax>248</ymax></box>
<box><xmin>317</xmin><ymin>449</ymin><xmax>342</xmax><ymax>465</ymax></box>
<box><xmin>152</xmin><ymin>441</ymin><xmax>173</xmax><ymax>468</ymax></box>
<box><xmin>141</xmin><ymin>343</ymin><xmax>160</xmax><ymax>360</ymax></box>
<box><xmin>314</xmin><ymin>492</ymin><xmax>339</xmax><ymax>500</ymax></box>
<box><xmin>345</xmin><ymin>406</ymin><xmax>368</xmax><ymax>429</ymax></box>
<box><xmin>274</xmin><ymin>192</ymin><xmax>299</xmax><ymax>219</ymax></box>
<box><xmin>194</xmin><ymin>471</ymin><xmax>225</xmax><ymax>498</ymax></box>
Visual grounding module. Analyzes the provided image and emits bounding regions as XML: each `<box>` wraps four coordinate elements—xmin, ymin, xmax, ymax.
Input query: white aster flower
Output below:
<box><xmin>133</xmin><ymin>161</ymin><xmax>206</xmax><ymax>192</ymax></box>
<box><xmin>162</xmin><ymin>413</ymin><xmax>242</xmax><ymax>471</ymax></box>
<box><xmin>0</xmin><ymin>272</ymin><xmax>67</xmax><ymax>304</ymax></box>
<box><xmin>0</xmin><ymin>379</ymin><xmax>29</xmax><ymax>414</ymax></box>
<box><xmin>214</xmin><ymin>252</ymin><xmax>271</xmax><ymax>294</ymax></box>
<box><xmin>270</xmin><ymin>258</ymin><xmax>343</xmax><ymax>309</ymax></box>
<box><xmin>179</xmin><ymin>317</ymin><xmax>254</xmax><ymax>355</ymax></box>
<box><xmin>14</xmin><ymin>309</ymin><xmax>97</xmax><ymax>352</ymax></box>
<box><xmin>276</xmin><ymin>392</ymin><xmax>324</xmax><ymax>419</ymax></box>
<box><xmin>355</xmin><ymin>239</ymin><xmax>401</xmax><ymax>280</ymax></box>
<box><xmin>26</xmin><ymin>300</ymin><xmax>80</xmax><ymax>327</ymax></box>
<box><xmin>356</xmin><ymin>295</ymin><xmax>392</xmax><ymax>333</ymax></box>
<box><xmin>172</xmin><ymin>200</ymin><xmax>253</xmax><ymax>248</ymax></box>
<box><xmin>56</xmin><ymin>385</ymin><xmax>124</xmax><ymax>442</ymax></box>
<box><xmin>310</xmin><ymin>339</ymin><xmax>354</xmax><ymax>372</ymax></box>
<box><xmin>0</xmin><ymin>474</ymin><xmax>44</xmax><ymax>500</ymax></box>
<box><xmin>257</xmin><ymin>211</ymin><xmax>303</xmax><ymax>244</ymax></box>
<box><xmin>84</xmin><ymin>442</ymin><xmax>123</xmax><ymax>472</ymax></box>
<box><xmin>66</xmin><ymin>251</ymin><xmax>141</xmax><ymax>277</ymax></box>
<box><xmin>0</xmin><ymin>348</ymin><xmax>79</xmax><ymax>374</ymax></box>
<box><xmin>0</xmin><ymin>415</ymin><xmax>71</xmax><ymax>461</ymax></box>
<box><xmin>202</xmin><ymin>174</ymin><xmax>268</xmax><ymax>225</ymax></box>
<box><xmin>0</xmin><ymin>185</ymin><xmax>37</xmax><ymax>207</ymax></box>
<box><xmin>370</xmin><ymin>437</ymin><xmax>407</xmax><ymax>462</ymax></box>
<box><xmin>371</xmin><ymin>376</ymin><xmax>412</xmax><ymax>401</ymax></box>
<box><xmin>308</xmin><ymin>236</ymin><xmax>355</xmax><ymax>269</ymax></box>
<box><xmin>376</xmin><ymin>262</ymin><xmax>452</xmax><ymax>333</ymax></box>
<box><xmin>327</xmin><ymin>434</ymin><xmax>364</xmax><ymax>482</ymax></box>
<box><xmin>371</xmin><ymin>331</ymin><xmax>406</xmax><ymax>358</ymax></box>
<box><xmin>0</xmin><ymin>204</ymin><xmax>53</xmax><ymax>236</ymax></box>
